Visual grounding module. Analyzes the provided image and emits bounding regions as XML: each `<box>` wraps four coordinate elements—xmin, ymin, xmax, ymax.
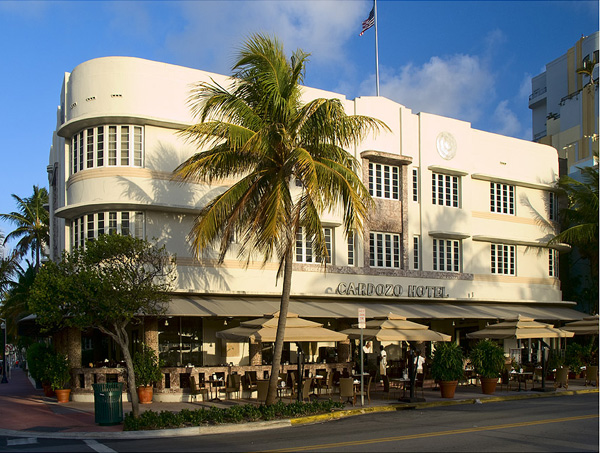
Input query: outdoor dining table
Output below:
<box><xmin>390</xmin><ymin>377</ymin><xmax>410</xmax><ymax>397</ymax></box>
<box><xmin>208</xmin><ymin>376</ymin><xmax>225</xmax><ymax>401</ymax></box>
<box><xmin>511</xmin><ymin>371</ymin><xmax>533</xmax><ymax>391</ymax></box>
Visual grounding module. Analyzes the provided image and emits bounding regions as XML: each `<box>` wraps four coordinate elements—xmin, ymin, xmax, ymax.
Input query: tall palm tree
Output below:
<box><xmin>549</xmin><ymin>155</ymin><xmax>598</xmax><ymax>313</ymax></box>
<box><xmin>0</xmin><ymin>185</ymin><xmax>49</xmax><ymax>270</ymax></box>
<box><xmin>174</xmin><ymin>34</ymin><xmax>387</xmax><ymax>404</ymax></box>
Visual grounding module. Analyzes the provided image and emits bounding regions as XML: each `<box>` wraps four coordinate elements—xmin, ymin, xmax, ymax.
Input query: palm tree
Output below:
<box><xmin>549</xmin><ymin>155</ymin><xmax>598</xmax><ymax>313</ymax></box>
<box><xmin>0</xmin><ymin>185</ymin><xmax>49</xmax><ymax>270</ymax></box>
<box><xmin>174</xmin><ymin>34</ymin><xmax>387</xmax><ymax>404</ymax></box>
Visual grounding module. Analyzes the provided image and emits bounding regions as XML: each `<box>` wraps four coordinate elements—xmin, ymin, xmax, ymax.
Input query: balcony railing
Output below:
<box><xmin>529</xmin><ymin>87</ymin><xmax>547</xmax><ymax>102</ymax></box>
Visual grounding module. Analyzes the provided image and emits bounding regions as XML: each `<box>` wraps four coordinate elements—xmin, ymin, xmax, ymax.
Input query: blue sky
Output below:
<box><xmin>0</xmin><ymin>0</ymin><xmax>597</xmax><ymax>256</ymax></box>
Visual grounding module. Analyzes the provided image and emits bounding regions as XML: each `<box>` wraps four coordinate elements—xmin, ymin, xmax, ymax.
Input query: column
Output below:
<box><xmin>249</xmin><ymin>340</ymin><xmax>262</xmax><ymax>366</ymax></box>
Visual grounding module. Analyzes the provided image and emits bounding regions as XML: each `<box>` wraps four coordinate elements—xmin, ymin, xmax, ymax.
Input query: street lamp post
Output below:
<box><xmin>0</xmin><ymin>318</ymin><xmax>7</xmax><ymax>384</ymax></box>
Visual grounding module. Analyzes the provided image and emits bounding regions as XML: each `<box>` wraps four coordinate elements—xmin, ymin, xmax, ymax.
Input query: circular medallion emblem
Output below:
<box><xmin>436</xmin><ymin>132</ymin><xmax>457</xmax><ymax>160</ymax></box>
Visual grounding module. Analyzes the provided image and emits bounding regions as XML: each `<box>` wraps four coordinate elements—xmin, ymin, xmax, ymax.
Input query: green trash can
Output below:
<box><xmin>92</xmin><ymin>383</ymin><xmax>124</xmax><ymax>425</ymax></box>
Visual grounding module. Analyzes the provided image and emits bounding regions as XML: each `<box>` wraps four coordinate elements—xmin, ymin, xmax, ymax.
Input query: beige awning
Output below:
<box><xmin>562</xmin><ymin>315</ymin><xmax>599</xmax><ymax>335</ymax></box>
<box><xmin>341</xmin><ymin>313</ymin><xmax>451</xmax><ymax>342</ymax></box>
<box><xmin>215</xmin><ymin>311</ymin><xmax>348</xmax><ymax>342</ymax></box>
<box><xmin>466</xmin><ymin>315</ymin><xmax>575</xmax><ymax>340</ymax></box>
<box><xmin>167</xmin><ymin>295</ymin><xmax>586</xmax><ymax>322</ymax></box>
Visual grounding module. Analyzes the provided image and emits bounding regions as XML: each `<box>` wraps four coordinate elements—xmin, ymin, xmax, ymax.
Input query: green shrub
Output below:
<box><xmin>133</xmin><ymin>344</ymin><xmax>163</xmax><ymax>387</ymax></box>
<box><xmin>26</xmin><ymin>342</ymin><xmax>53</xmax><ymax>384</ymax></box>
<box><xmin>469</xmin><ymin>340</ymin><xmax>505</xmax><ymax>378</ymax></box>
<box><xmin>123</xmin><ymin>399</ymin><xmax>344</xmax><ymax>431</ymax></box>
<box><xmin>431</xmin><ymin>342</ymin><xmax>464</xmax><ymax>382</ymax></box>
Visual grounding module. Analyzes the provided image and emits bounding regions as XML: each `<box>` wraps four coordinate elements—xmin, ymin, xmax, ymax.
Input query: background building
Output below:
<box><xmin>530</xmin><ymin>31</ymin><xmax>599</xmax><ymax>178</ymax></box>
<box><xmin>47</xmin><ymin>57</ymin><xmax>583</xmax><ymax>400</ymax></box>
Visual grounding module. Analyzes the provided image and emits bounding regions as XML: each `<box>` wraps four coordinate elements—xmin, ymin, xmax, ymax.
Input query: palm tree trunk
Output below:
<box><xmin>266</xmin><ymin>248</ymin><xmax>293</xmax><ymax>405</ymax></box>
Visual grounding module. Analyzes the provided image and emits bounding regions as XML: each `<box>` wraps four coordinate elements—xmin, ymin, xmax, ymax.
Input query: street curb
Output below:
<box><xmin>290</xmin><ymin>388</ymin><xmax>599</xmax><ymax>426</ymax></box>
<box><xmin>1</xmin><ymin>389</ymin><xmax>596</xmax><ymax>440</ymax></box>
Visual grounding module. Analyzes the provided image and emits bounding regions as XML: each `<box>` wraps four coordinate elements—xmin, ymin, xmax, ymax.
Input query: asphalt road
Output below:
<box><xmin>1</xmin><ymin>394</ymin><xmax>598</xmax><ymax>452</ymax></box>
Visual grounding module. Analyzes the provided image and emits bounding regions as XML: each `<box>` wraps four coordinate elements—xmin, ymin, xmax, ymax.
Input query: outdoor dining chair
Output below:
<box><xmin>219</xmin><ymin>374</ymin><xmax>241</xmax><ymax>400</ymax></box>
<box><xmin>339</xmin><ymin>377</ymin><xmax>356</xmax><ymax>405</ymax></box>
<box><xmin>301</xmin><ymin>378</ymin><xmax>313</xmax><ymax>402</ymax></box>
<box><xmin>189</xmin><ymin>375</ymin><xmax>208</xmax><ymax>402</ymax></box>
<box><xmin>256</xmin><ymin>380</ymin><xmax>269</xmax><ymax>403</ymax></box>
<box><xmin>585</xmin><ymin>366</ymin><xmax>598</xmax><ymax>387</ymax></box>
<box><xmin>554</xmin><ymin>366</ymin><xmax>569</xmax><ymax>389</ymax></box>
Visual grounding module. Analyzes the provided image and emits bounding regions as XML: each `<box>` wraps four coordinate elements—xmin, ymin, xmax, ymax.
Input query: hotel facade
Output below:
<box><xmin>47</xmin><ymin>57</ymin><xmax>584</xmax><ymax>401</ymax></box>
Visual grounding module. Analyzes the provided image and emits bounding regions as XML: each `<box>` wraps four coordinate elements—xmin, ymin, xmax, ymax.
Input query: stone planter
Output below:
<box><xmin>439</xmin><ymin>380</ymin><xmax>458</xmax><ymax>398</ymax></box>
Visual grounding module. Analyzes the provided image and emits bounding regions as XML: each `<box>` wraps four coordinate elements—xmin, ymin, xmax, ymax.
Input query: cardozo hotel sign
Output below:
<box><xmin>336</xmin><ymin>282</ymin><xmax>449</xmax><ymax>298</ymax></box>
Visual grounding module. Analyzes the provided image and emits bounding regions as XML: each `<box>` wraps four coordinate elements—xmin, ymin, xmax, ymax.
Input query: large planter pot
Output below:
<box><xmin>55</xmin><ymin>388</ymin><xmax>71</xmax><ymax>403</ymax></box>
<box><xmin>439</xmin><ymin>380</ymin><xmax>458</xmax><ymax>398</ymax></box>
<box><xmin>42</xmin><ymin>383</ymin><xmax>55</xmax><ymax>398</ymax></box>
<box><xmin>480</xmin><ymin>377</ymin><xmax>498</xmax><ymax>395</ymax></box>
<box><xmin>137</xmin><ymin>385</ymin><xmax>154</xmax><ymax>404</ymax></box>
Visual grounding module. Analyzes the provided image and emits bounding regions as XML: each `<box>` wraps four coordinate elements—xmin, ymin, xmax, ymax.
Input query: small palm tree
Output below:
<box><xmin>0</xmin><ymin>186</ymin><xmax>49</xmax><ymax>270</ymax></box>
<box><xmin>549</xmin><ymin>154</ymin><xmax>599</xmax><ymax>313</ymax></box>
<box><xmin>174</xmin><ymin>34</ymin><xmax>387</xmax><ymax>404</ymax></box>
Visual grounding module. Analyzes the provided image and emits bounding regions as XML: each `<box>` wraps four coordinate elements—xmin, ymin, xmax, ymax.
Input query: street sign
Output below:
<box><xmin>358</xmin><ymin>307</ymin><xmax>366</xmax><ymax>329</ymax></box>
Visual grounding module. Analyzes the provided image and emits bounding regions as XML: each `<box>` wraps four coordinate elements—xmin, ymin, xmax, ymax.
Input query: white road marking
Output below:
<box><xmin>7</xmin><ymin>437</ymin><xmax>38</xmax><ymax>446</ymax></box>
<box><xmin>84</xmin><ymin>439</ymin><xmax>118</xmax><ymax>453</ymax></box>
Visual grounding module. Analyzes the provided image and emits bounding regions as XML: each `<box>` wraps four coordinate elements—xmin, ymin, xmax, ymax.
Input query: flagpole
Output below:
<box><xmin>374</xmin><ymin>0</ymin><xmax>380</xmax><ymax>96</ymax></box>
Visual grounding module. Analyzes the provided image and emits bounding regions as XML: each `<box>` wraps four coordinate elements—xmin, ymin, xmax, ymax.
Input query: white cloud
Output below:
<box><xmin>369</xmin><ymin>54</ymin><xmax>493</xmax><ymax>123</ymax></box>
<box><xmin>163</xmin><ymin>1</ymin><xmax>364</xmax><ymax>74</ymax></box>
<box><xmin>490</xmin><ymin>100</ymin><xmax>523</xmax><ymax>137</ymax></box>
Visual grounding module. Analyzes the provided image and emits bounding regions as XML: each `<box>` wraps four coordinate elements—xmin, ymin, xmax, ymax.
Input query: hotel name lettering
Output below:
<box><xmin>336</xmin><ymin>282</ymin><xmax>448</xmax><ymax>298</ymax></box>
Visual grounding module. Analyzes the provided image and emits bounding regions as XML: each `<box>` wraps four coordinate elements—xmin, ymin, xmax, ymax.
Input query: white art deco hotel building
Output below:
<box><xmin>46</xmin><ymin>57</ymin><xmax>584</xmax><ymax>400</ymax></box>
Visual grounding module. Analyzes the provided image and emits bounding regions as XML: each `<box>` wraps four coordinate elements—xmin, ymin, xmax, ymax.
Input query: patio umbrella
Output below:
<box><xmin>466</xmin><ymin>315</ymin><xmax>575</xmax><ymax>340</ymax></box>
<box><xmin>340</xmin><ymin>313</ymin><xmax>452</xmax><ymax>342</ymax></box>
<box><xmin>215</xmin><ymin>311</ymin><xmax>348</xmax><ymax>342</ymax></box>
<box><xmin>562</xmin><ymin>315</ymin><xmax>599</xmax><ymax>336</ymax></box>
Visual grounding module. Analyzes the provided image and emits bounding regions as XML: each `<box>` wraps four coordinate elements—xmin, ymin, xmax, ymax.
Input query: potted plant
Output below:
<box><xmin>469</xmin><ymin>340</ymin><xmax>505</xmax><ymax>394</ymax></box>
<box><xmin>431</xmin><ymin>341</ymin><xmax>464</xmax><ymax>398</ymax></box>
<box><xmin>46</xmin><ymin>352</ymin><xmax>71</xmax><ymax>403</ymax></box>
<box><xmin>133</xmin><ymin>343</ymin><xmax>163</xmax><ymax>404</ymax></box>
<box><xmin>26</xmin><ymin>343</ymin><xmax>55</xmax><ymax>396</ymax></box>
<box><xmin>564</xmin><ymin>343</ymin><xmax>583</xmax><ymax>378</ymax></box>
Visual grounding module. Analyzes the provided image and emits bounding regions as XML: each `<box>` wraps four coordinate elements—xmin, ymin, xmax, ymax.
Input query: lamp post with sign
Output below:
<box><xmin>0</xmin><ymin>318</ymin><xmax>7</xmax><ymax>384</ymax></box>
<box><xmin>358</xmin><ymin>308</ymin><xmax>365</xmax><ymax>406</ymax></box>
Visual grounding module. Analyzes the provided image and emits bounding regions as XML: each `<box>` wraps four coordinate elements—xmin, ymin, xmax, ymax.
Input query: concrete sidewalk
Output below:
<box><xmin>0</xmin><ymin>367</ymin><xmax>597</xmax><ymax>440</ymax></box>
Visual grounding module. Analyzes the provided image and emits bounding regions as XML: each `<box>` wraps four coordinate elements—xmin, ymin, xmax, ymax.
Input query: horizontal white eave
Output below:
<box><xmin>472</xmin><ymin>235</ymin><xmax>571</xmax><ymax>252</ymax></box>
<box><xmin>427</xmin><ymin>165</ymin><xmax>469</xmax><ymax>177</ymax></box>
<box><xmin>428</xmin><ymin>231</ymin><xmax>471</xmax><ymax>239</ymax></box>
<box><xmin>471</xmin><ymin>173</ymin><xmax>556</xmax><ymax>191</ymax></box>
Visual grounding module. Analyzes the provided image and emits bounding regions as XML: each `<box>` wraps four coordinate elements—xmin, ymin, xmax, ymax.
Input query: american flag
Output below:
<box><xmin>359</xmin><ymin>6</ymin><xmax>374</xmax><ymax>36</ymax></box>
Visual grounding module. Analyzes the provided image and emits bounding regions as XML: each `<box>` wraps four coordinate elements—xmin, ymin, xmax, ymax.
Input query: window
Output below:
<box><xmin>412</xmin><ymin>168</ymin><xmax>419</xmax><ymax>202</ymax></box>
<box><xmin>549</xmin><ymin>249</ymin><xmax>558</xmax><ymax>277</ymax></box>
<box><xmin>432</xmin><ymin>173</ymin><xmax>459</xmax><ymax>207</ymax></box>
<box><xmin>491</xmin><ymin>244</ymin><xmax>515</xmax><ymax>275</ymax></box>
<box><xmin>347</xmin><ymin>231</ymin><xmax>355</xmax><ymax>266</ymax></box>
<box><xmin>369</xmin><ymin>232</ymin><xmax>400</xmax><ymax>268</ymax></box>
<box><xmin>71</xmin><ymin>125</ymin><xmax>143</xmax><ymax>175</ymax></box>
<box><xmin>369</xmin><ymin>162</ymin><xmax>399</xmax><ymax>200</ymax></box>
<box><xmin>490</xmin><ymin>182</ymin><xmax>515</xmax><ymax>215</ymax></box>
<box><xmin>549</xmin><ymin>192</ymin><xmax>558</xmax><ymax>222</ymax></box>
<box><xmin>71</xmin><ymin>211</ymin><xmax>144</xmax><ymax>249</ymax></box>
<box><xmin>432</xmin><ymin>238</ymin><xmax>460</xmax><ymax>272</ymax></box>
<box><xmin>413</xmin><ymin>235</ymin><xmax>420</xmax><ymax>270</ymax></box>
<box><xmin>295</xmin><ymin>227</ymin><xmax>332</xmax><ymax>264</ymax></box>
